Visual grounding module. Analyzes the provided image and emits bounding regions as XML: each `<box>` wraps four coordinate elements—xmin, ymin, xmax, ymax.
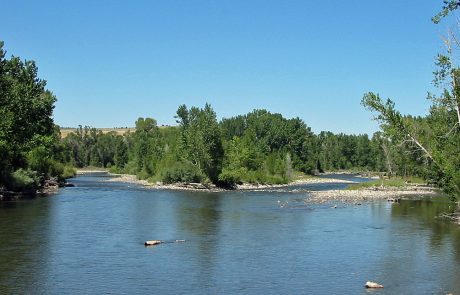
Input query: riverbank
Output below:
<box><xmin>306</xmin><ymin>185</ymin><xmax>439</xmax><ymax>204</ymax></box>
<box><xmin>0</xmin><ymin>178</ymin><xmax>64</xmax><ymax>201</ymax></box>
<box><xmin>82</xmin><ymin>170</ymin><xmax>441</xmax><ymax>201</ymax></box>
<box><xmin>76</xmin><ymin>168</ymin><xmax>109</xmax><ymax>174</ymax></box>
<box><xmin>103</xmin><ymin>172</ymin><xmax>358</xmax><ymax>192</ymax></box>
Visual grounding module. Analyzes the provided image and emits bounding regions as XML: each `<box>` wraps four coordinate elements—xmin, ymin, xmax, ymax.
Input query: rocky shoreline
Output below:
<box><xmin>306</xmin><ymin>185</ymin><xmax>439</xmax><ymax>204</ymax></box>
<box><xmin>0</xmin><ymin>178</ymin><xmax>66</xmax><ymax>201</ymax></box>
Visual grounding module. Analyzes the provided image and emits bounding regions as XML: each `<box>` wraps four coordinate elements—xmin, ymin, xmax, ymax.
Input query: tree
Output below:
<box><xmin>114</xmin><ymin>137</ymin><xmax>128</xmax><ymax>169</ymax></box>
<box><xmin>0</xmin><ymin>41</ymin><xmax>59</xmax><ymax>189</ymax></box>
<box><xmin>131</xmin><ymin>117</ymin><xmax>162</xmax><ymax>177</ymax></box>
<box><xmin>362</xmin><ymin>15</ymin><xmax>460</xmax><ymax>196</ymax></box>
<box><xmin>175</xmin><ymin>103</ymin><xmax>224</xmax><ymax>183</ymax></box>
<box><xmin>432</xmin><ymin>0</ymin><xmax>460</xmax><ymax>23</ymax></box>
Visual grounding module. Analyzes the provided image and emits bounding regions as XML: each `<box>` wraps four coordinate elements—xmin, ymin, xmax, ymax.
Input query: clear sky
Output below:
<box><xmin>0</xmin><ymin>0</ymin><xmax>452</xmax><ymax>134</ymax></box>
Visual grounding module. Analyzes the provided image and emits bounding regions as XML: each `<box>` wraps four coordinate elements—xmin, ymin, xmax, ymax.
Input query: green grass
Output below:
<box><xmin>293</xmin><ymin>171</ymin><xmax>316</xmax><ymax>180</ymax></box>
<box><xmin>347</xmin><ymin>176</ymin><xmax>426</xmax><ymax>190</ymax></box>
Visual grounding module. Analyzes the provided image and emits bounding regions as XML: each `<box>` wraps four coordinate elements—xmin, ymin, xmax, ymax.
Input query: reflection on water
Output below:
<box><xmin>1</xmin><ymin>176</ymin><xmax>460</xmax><ymax>294</ymax></box>
<box><xmin>392</xmin><ymin>199</ymin><xmax>460</xmax><ymax>261</ymax></box>
<box><xmin>0</xmin><ymin>199</ymin><xmax>52</xmax><ymax>293</ymax></box>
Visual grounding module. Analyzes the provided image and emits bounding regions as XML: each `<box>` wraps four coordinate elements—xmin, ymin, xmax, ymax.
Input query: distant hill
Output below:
<box><xmin>59</xmin><ymin>126</ymin><xmax>174</xmax><ymax>138</ymax></box>
<box><xmin>59</xmin><ymin>127</ymin><xmax>136</xmax><ymax>138</ymax></box>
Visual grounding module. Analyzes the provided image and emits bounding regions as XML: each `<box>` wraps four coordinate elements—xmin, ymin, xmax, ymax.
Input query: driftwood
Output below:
<box><xmin>365</xmin><ymin>281</ymin><xmax>384</xmax><ymax>288</ymax></box>
<box><xmin>145</xmin><ymin>239</ymin><xmax>186</xmax><ymax>246</ymax></box>
<box><xmin>145</xmin><ymin>240</ymin><xmax>162</xmax><ymax>246</ymax></box>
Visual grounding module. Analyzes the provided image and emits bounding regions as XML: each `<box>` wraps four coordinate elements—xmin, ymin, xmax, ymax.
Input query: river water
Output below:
<box><xmin>1</xmin><ymin>175</ymin><xmax>459</xmax><ymax>294</ymax></box>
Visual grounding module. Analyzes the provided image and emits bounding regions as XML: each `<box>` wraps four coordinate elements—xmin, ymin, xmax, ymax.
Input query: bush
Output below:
<box><xmin>62</xmin><ymin>166</ymin><xmax>77</xmax><ymax>179</ymax></box>
<box><xmin>124</xmin><ymin>160</ymin><xmax>138</xmax><ymax>176</ymax></box>
<box><xmin>27</xmin><ymin>146</ymin><xmax>52</xmax><ymax>175</ymax></box>
<box><xmin>137</xmin><ymin>168</ymin><xmax>150</xmax><ymax>180</ymax></box>
<box><xmin>9</xmin><ymin>169</ymin><xmax>39</xmax><ymax>192</ymax></box>
<box><xmin>218</xmin><ymin>167</ymin><xmax>246</xmax><ymax>185</ymax></box>
<box><xmin>49</xmin><ymin>161</ymin><xmax>64</xmax><ymax>178</ymax></box>
<box><xmin>248</xmin><ymin>170</ymin><xmax>287</xmax><ymax>184</ymax></box>
<box><xmin>108</xmin><ymin>166</ymin><xmax>123</xmax><ymax>174</ymax></box>
<box><xmin>161</xmin><ymin>162</ymin><xmax>204</xmax><ymax>184</ymax></box>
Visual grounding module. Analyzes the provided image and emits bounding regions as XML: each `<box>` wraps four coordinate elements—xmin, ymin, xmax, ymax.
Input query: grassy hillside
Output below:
<box><xmin>60</xmin><ymin>127</ymin><xmax>137</xmax><ymax>138</ymax></box>
<box><xmin>60</xmin><ymin>126</ymin><xmax>174</xmax><ymax>138</ymax></box>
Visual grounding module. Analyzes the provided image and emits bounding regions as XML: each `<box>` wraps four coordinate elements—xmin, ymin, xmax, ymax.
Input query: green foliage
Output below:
<box><xmin>362</xmin><ymin>91</ymin><xmax>460</xmax><ymax>197</ymax></box>
<box><xmin>9</xmin><ymin>169</ymin><xmax>40</xmax><ymax>192</ymax></box>
<box><xmin>61</xmin><ymin>127</ymin><xmax>127</xmax><ymax>169</ymax></box>
<box><xmin>62</xmin><ymin>166</ymin><xmax>77</xmax><ymax>179</ymax></box>
<box><xmin>432</xmin><ymin>0</ymin><xmax>460</xmax><ymax>23</ymax></box>
<box><xmin>114</xmin><ymin>137</ymin><xmax>128</xmax><ymax>169</ymax></box>
<box><xmin>218</xmin><ymin>167</ymin><xmax>247</xmax><ymax>185</ymax></box>
<box><xmin>316</xmin><ymin>131</ymin><xmax>385</xmax><ymax>173</ymax></box>
<box><xmin>61</xmin><ymin>105</ymin><xmax>392</xmax><ymax>187</ymax></box>
<box><xmin>218</xmin><ymin>110</ymin><xmax>320</xmax><ymax>185</ymax></box>
<box><xmin>176</xmin><ymin>103</ymin><xmax>224</xmax><ymax>183</ymax></box>
<box><xmin>0</xmin><ymin>40</ymin><xmax>73</xmax><ymax>192</ymax></box>
<box><xmin>361</xmin><ymin>2</ymin><xmax>460</xmax><ymax>198</ymax></box>
<box><xmin>161</xmin><ymin>161</ymin><xmax>204</xmax><ymax>184</ymax></box>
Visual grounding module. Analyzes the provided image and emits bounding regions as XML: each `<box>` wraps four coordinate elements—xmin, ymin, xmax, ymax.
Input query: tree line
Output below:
<box><xmin>60</xmin><ymin>105</ymin><xmax>421</xmax><ymax>187</ymax></box>
<box><xmin>0</xmin><ymin>38</ymin><xmax>451</xmax><ymax>196</ymax></box>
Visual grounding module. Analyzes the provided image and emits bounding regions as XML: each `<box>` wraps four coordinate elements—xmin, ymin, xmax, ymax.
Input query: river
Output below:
<box><xmin>0</xmin><ymin>174</ymin><xmax>459</xmax><ymax>294</ymax></box>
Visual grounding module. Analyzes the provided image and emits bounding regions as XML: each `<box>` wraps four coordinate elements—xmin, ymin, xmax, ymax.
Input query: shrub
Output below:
<box><xmin>27</xmin><ymin>146</ymin><xmax>52</xmax><ymax>175</ymax></box>
<box><xmin>49</xmin><ymin>161</ymin><xmax>64</xmax><ymax>178</ymax></box>
<box><xmin>9</xmin><ymin>169</ymin><xmax>39</xmax><ymax>192</ymax></box>
<box><xmin>137</xmin><ymin>168</ymin><xmax>150</xmax><ymax>180</ymax></box>
<box><xmin>218</xmin><ymin>167</ymin><xmax>247</xmax><ymax>185</ymax></box>
<box><xmin>161</xmin><ymin>161</ymin><xmax>203</xmax><ymax>184</ymax></box>
<box><xmin>62</xmin><ymin>166</ymin><xmax>77</xmax><ymax>179</ymax></box>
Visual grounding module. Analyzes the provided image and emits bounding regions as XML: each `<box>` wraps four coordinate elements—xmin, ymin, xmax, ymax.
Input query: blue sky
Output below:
<box><xmin>0</xmin><ymin>0</ymin><xmax>451</xmax><ymax>134</ymax></box>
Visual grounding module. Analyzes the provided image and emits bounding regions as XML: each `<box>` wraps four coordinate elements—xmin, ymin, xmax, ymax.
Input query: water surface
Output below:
<box><xmin>1</xmin><ymin>175</ymin><xmax>459</xmax><ymax>294</ymax></box>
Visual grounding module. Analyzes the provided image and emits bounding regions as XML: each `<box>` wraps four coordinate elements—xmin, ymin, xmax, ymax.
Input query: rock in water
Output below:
<box><xmin>365</xmin><ymin>281</ymin><xmax>384</xmax><ymax>288</ymax></box>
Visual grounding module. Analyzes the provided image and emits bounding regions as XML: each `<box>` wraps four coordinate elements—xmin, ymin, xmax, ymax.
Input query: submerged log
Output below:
<box><xmin>365</xmin><ymin>281</ymin><xmax>384</xmax><ymax>288</ymax></box>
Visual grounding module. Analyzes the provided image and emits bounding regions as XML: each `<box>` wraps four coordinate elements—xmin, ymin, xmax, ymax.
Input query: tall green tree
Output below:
<box><xmin>176</xmin><ymin>103</ymin><xmax>224</xmax><ymax>183</ymax></box>
<box><xmin>0</xmin><ymin>41</ymin><xmax>59</xmax><ymax>189</ymax></box>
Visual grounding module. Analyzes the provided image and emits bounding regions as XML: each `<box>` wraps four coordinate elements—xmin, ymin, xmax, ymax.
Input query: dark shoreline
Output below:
<box><xmin>0</xmin><ymin>178</ymin><xmax>69</xmax><ymax>201</ymax></box>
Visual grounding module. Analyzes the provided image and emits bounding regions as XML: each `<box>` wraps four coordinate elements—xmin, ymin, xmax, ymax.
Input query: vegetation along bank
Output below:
<box><xmin>1</xmin><ymin>0</ymin><xmax>459</xmax><ymax>202</ymax></box>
